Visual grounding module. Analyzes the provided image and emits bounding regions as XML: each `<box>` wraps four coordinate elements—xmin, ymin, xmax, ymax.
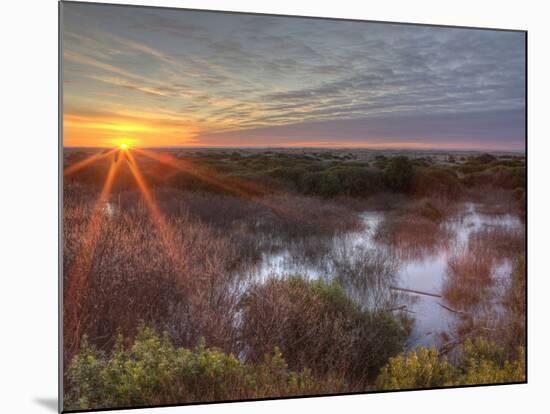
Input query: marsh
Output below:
<box><xmin>62</xmin><ymin>148</ymin><xmax>526</xmax><ymax>409</ymax></box>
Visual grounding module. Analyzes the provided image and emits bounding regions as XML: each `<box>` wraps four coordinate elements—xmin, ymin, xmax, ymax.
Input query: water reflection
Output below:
<box><xmin>103</xmin><ymin>201</ymin><xmax>115</xmax><ymax>217</ymax></box>
<box><xmin>251</xmin><ymin>202</ymin><xmax>523</xmax><ymax>348</ymax></box>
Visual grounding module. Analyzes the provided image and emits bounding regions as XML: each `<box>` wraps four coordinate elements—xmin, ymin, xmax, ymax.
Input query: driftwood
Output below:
<box><xmin>384</xmin><ymin>305</ymin><xmax>416</xmax><ymax>314</ymax></box>
<box><xmin>389</xmin><ymin>285</ymin><xmax>442</xmax><ymax>298</ymax></box>
<box><xmin>385</xmin><ymin>305</ymin><xmax>407</xmax><ymax>312</ymax></box>
<box><xmin>438</xmin><ymin>302</ymin><xmax>466</xmax><ymax>314</ymax></box>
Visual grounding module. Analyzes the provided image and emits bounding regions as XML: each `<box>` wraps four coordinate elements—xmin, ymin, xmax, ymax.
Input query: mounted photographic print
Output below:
<box><xmin>60</xmin><ymin>1</ymin><xmax>527</xmax><ymax>411</ymax></box>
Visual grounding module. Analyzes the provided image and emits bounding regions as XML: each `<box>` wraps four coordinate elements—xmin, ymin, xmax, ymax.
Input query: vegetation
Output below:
<box><xmin>65</xmin><ymin>326</ymin><xmax>348</xmax><ymax>410</ymax></box>
<box><xmin>383</xmin><ymin>156</ymin><xmax>414</xmax><ymax>192</ymax></box>
<box><xmin>65</xmin><ymin>150</ymin><xmax>525</xmax><ymax>205</ymax></box>
<box><xmin>375</xmin><ymin>338</ymin><xmax>525</xmax><ymax>390</ymax></box>
<box><xmin>240</xmin><ymin>277</ymin><xmax>411</xmax><ymax>384</ymax></box>
<box><xmin>63</xmin><ymin>148</ymin><xmax>526</xmax><ymax>409</ymax></box>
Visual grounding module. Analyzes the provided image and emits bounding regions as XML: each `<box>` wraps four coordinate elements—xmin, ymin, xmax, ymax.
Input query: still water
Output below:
<box><xmin>252</xmin><ymin>202</ymin><xmax>522</xmax><ymax>347</ymax></box>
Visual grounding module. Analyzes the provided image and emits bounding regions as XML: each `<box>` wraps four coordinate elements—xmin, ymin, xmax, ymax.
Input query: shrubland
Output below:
<box><xmin>64</xmin><ymin>326</ymin><xmax>349</xmax><ymax>410</ymax></box>
<box><xmin>63</xmin><ymin>148</ymin><xmax>526</xmax><ymax>409</ymax></box>
<box><xmin>375</xmin><ymin>338</ymin><xmax>525</xmax><ymax>390</ymax></box>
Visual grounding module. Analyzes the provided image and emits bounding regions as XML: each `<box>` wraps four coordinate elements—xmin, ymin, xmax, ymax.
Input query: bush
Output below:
<box><xmin>373</xmin><ymin>154</ymin><xmax>388</xmax><ymax>169</ymax></box>
<box><xmin>375</xmin><ymin>338</ymin><xmax>525</xmax><ymax>390</ymax></box>
<box><xmin>240</xmin><ymin>277</ymin><xmax>410</xmax><ymax>384</ymax></box>
<box><xmin>326</xmin><ymin>166</ymin><xmax>384</xmax><ymax>197</ymax></box>
<box><xmin>299</xmin><ymin>172</ymin><xmax>341</xmax><ymax>197</ymax></box>
<box><xmin>472</xmin><ymin>153</ymin><xmax>497</xmax><ymax>164</ymax></box>
<box><xmin>375</xmin><ymin>346</ymin><xmax>456</xmax><ymax>390</ymax></box>
<box><xmin>268</xmin><ymin>166</ymin><xmax>309</xmax><ymax>187</ymax></box>
<box><xmin>384</xmin><ymin>156</ymin><xmax>414</xmax><ymax>192</ymax></box>
<box><xmin>413</xmin><ymin>166</ymin><xmax>463</xmax><ymax>199</ymax></box>
<box><xmin>461</xmin><ymin>166</ymin><xmax>525</xmax><ymax>190</ymax></box>
<box><xmin>64</xmin><ymin>326</ymin><xmax>348</xmax><ymax>410</ymax></box>
<box><xmin>457</xmin><ymin>338</ymin><xmax>525</xmax><ymax>384</ymax></box>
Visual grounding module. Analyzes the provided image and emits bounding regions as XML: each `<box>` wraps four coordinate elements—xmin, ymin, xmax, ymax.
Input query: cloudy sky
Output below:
<box><xmin>62</xmin><ymin>2</ymin><xmax>526</xmax><ymax>150</ymax></box>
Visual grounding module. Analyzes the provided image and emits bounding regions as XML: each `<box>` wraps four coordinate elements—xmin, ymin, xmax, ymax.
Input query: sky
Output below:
<box><xmin>62</xmin><ymin>2</ymin><xmax>526</xmax><ymax>151</ymax></box>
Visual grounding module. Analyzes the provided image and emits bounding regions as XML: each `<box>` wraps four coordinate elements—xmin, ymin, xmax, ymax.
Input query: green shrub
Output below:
<box><xmin>457</xmin><ymin>338</ymin><xmax>525</xmax><ymax>384</ymax></box>
<box><xmin>65</xmin><ymin>326</ymin><xmax>347</xmax><ymax>411</ymax></box>
<box><xmin>326</xmin><ymin>166</ymin><xmax>384</xmax><ymax>197</ymax></box>
<box><xmin>373</xmin><ymin>154</ymin><xmax>388</xmax><ymax>169</ymax></box>
<box><xmin>267</xmin><ymin>166</ymin><xmax>309</xmax><ymax>188</ymax></box>
<box><xmin>375</xmin><ymin>338</ymin><xmax>525</xmax><ymax>390</ymax></box>
<box><xmin>413</xmin><ymin>166</ymin><xmax>463</xmax><ymax>199</ymax></box>
<box><xmin>460</xmin><ymin>165</ymin><xmax>525</xmax><ymax>190</ymax></box>
<box><xmin>299</xmin><ymin>172</ymin><xmax>341</xmax><ymax>197</ymax></box>
<box><xmin>375</xmin><ymin>346</ymin><xmax>457</xmax><ymax>390</ymax></box>
<box><xmin>471</xmin><ymin>153</ymin><xmax>497</xmax><ymax>164</ymax></box>
<box><xmin>384</xmin><ymin>156</ymin><xmax>414</xmax><ymax>192</ymax></box>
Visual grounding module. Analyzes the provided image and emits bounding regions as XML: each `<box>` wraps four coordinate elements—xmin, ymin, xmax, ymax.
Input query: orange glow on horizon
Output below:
<box><xmin>63</xmin><ymin>111</ymin><xmax>200</xmax><ymax>148</ymax></box>
<box><xmin>62</xmin><ymin>112</ymin><xmax>522</xmax><ymax>152</ymax></box>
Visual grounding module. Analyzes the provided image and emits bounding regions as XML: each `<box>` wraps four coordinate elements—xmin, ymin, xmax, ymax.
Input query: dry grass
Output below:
<box><xmin>62</xmin><ymin>149</ymin><xmax>526</xmax><ymax>401</ymax></box>
<box><xmin>64</xmin><ymin>183</ymin><xmax>252</xmax><ymax>364</ymax></box>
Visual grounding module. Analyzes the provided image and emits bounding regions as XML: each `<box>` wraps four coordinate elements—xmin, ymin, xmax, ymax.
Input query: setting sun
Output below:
<box><xmin>120</xmin><ymin>143</ymin><xmax>128</xmax><ymax>150</ymax></box>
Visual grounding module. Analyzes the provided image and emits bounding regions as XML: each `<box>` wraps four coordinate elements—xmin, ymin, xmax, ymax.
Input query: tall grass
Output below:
<box><xmin>63</xmin><ymin>149</ymin><xmax>526</xmax><ymax>404</ymax></box>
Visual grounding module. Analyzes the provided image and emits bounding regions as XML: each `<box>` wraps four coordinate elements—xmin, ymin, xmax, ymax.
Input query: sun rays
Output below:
<box><xmin>64</xmin><ymin>150</ymin><xmax>121</xmax><ymax>356</ymax></box>
<box><xmin>64</xmin><ymin>146</ymin><xmax>183</xmax><ymax>277</ymax></box>
<box><xmin>133</xmin><ymin>148</ymin><xmax>262</xmax><ymax>199</ymax></box>
<box><xmin>63</xmin><ymin>148</ymin><xmax>118</xmax><ymax>176</ymax></box>
<box><xmin>63</xmin><ymin>143</ymin><xmax>304</xmax><ymax>347</ymax></box>
<box><xmin>124</xmin><ymin>150</ymin><xmax>182</xmax><ymax>270</ymax></box>
<box><xmin>132</xmin><ymin>147</ymin><xmax>308</xmax><ymax>224</ymax></box>
<box><xmin>64</xmin><ymin>147</ymin><xmax>184</xmax><ymax>342</ymax></box>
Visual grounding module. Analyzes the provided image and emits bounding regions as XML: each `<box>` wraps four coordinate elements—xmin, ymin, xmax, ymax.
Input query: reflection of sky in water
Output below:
<box><xmin>103</xmin><ymin>201</ymin><xmax>115</xmax><ymax>217</ymax></box>
<box><xmin>252</xmin><ymin>203</ymin><xmax>522</xmax><ymax>347</ymax></box>
<box><xmin>447</xmin><ymin>202</ymin><xmax>522</xmax><ymax>246</ymax></box>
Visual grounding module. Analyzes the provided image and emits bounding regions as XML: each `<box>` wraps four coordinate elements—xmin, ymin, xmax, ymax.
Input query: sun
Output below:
<box><xmin>119</xmin><ymin>143</ymin><xmax>129</xmax><ymax>150</ymax></box>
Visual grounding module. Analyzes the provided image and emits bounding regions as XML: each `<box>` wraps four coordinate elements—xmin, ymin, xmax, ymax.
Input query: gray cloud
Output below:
<box><xmin>62</xmin><ymin>3</ymin><xmax>525</xmax><ymax>149</ymax></box>
<box><xmin>199</xmin><ymin>109</ymin><xmax>525</xmax><ymax>150</ymax></box>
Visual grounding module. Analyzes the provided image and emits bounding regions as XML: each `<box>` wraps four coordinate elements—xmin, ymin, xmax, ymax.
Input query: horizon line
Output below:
<box><xmin>63</xmin><ymin>145</ymin><xmax>525</xmax><ymax>153</ymax></box>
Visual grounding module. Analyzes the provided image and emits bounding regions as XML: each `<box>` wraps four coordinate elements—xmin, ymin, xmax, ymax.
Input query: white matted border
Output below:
<box><xmin>1</xmin><ymin>1</ymin><xmax>547</xmax><ymax>413</ymax></box>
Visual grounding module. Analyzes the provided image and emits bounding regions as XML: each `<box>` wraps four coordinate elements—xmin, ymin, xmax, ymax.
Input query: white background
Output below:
<box><xmin>1</xmin><ymin>0</ymin><xmax>548</xmax><ymax>413</ymax></box>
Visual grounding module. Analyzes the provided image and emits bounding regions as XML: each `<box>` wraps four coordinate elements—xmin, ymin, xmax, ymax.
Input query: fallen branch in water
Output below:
<box><xmin>439</xmin><ymin>326</ymin><xmax>499</xmax><ymax>355</ymax></box>
<box><xmin>385</xmin><ymin>305</ymin><xmax>407</xmax><ymax>312</ymax></box>
<box><xmin>389</xmin><ymin>286</ymin><xmax>442</xmax><ymax>298</ymax></box>
<box><xmin>438</xmin><ymin>302</ymin><xmax>466</xmax><ymax>314</ymax></box>
<box><xmin>385</xmin><ymin>305</ymin><xmax>416</xmax><ymax>314</ymax></box>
